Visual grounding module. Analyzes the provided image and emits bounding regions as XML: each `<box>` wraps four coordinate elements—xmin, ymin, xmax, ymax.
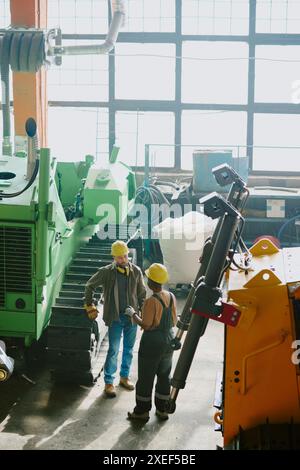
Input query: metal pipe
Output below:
<box><xmin>174</xmin><ymin>239</ymin><xmax>214</xmax><ymax>342</ymax></box>
<box><xmin>48</xmin><ymin>1</ymin><xmax>125</xmax><ymax>57</ymax></box>
<box><xmin>0</xmin><ymin>32</ymin><xmax>13</xmax><ymax>156</ymax></box>
<box><xmin>36</xmin><ymin>148</ymin><xmax>50</xmax><ymax>302</ymax></box>
<box><xmin>26</xmin><ymin>118</ymin><xmax>39</xmax><ymax>180</ymax></box>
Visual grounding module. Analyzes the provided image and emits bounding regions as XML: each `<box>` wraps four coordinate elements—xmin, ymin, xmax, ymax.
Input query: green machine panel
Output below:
<box><xmin>83</xmin><ymin>161</ymin><xmax>136</xmax><ymax>225</ymax></box>
<box><xmin>0</xmin><ymin>223</ymin><xmax>35</xmax><ymax>311</ymax></box>
<box><xmin>0</xmin><ymin>222</ymin><xmax>36</xmax><ymax>335</ymax></box>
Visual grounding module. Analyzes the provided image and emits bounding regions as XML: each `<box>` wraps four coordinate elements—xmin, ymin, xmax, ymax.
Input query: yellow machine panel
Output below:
<box><xmin>225</xmin><ymin>239</ymin><xmax>300</xmax><ymax>449</ymax></box>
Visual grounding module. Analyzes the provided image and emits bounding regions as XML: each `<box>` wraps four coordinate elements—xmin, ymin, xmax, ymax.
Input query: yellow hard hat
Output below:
<box><xmin>145</xmin><ymin>263</ymin><xmax>169</xmax><ymax>285</ymax></box>
<box><xmin>111</xmin><ymin>240</ymin><xmax>129</xmax><ymax>257</ymax></box>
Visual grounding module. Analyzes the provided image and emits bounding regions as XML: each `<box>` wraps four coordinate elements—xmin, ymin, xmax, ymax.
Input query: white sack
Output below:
<box><xmin>152</xmin><ymin>211</ymin><xmax>217</xmax><ymax>285</ymax></box>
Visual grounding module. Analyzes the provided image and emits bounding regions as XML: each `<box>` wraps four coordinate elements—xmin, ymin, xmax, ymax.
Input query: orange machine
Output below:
<box><xmin>223</xmin><ymin>237</ymin><xmax>300</xmax><ymax>449</ymax></box>
<box><xmin>167</xmin><ymin>164</ymin><xmax>300</xmax><ymax>450</ymax></box>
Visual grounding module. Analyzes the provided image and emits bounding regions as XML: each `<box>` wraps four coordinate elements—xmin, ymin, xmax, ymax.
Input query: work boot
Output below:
<box><xmin>155</xmin><ymin>409</ymin><xmax>169</xmax><ymax>421</ymax></box>
<box><xmin>119</xmin><ymin>377</ymin><xmax>135</xmax><ymax>391</ymax></box>
<box><xmin>104</xmin><ymin>383</ymin><xmax>116</xmax><ymax>398</ymax></box>
<box><xmin>127</xmin><ymin>411</ymin><xmax>150</xmax><ymax>422</ymax></box>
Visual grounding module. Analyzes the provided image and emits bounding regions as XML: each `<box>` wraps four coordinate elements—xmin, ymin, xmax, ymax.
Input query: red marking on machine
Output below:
<box><xmin>191</xmin><ymin>302</ymin><xmax>241</xmax><ymax>327</ymax></box>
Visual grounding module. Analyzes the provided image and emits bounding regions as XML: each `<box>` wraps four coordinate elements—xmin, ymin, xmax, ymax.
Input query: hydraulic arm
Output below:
<box><xmin>168</xmin><ymin>165</ymin><xmax>249</xmax><ymax>413</ymax></box>
<box><xmin>172</xmin><ymin>164</ymin><xmax>249</xmax><ymax>348</ymax></box>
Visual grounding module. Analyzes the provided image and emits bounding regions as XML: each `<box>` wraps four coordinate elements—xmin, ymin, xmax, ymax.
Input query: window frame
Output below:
<box><xmin>2</xmin><ymin>0</ymin><xmax>298</xmax><ymax>175</ymax></box>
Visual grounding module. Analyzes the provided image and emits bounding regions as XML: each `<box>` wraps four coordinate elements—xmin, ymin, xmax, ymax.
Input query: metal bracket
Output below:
<box><xmin>200</xmin><ymin>192</ymin><xmax>241</xmax><ymax>220</ymax></box>
<box><xmin>244</xmin><ymin>268</ymin><xmax>282</xmax><ymax>288</ymax></box>
<box><xmin>191</xmin><ymin>301</ymin><xmax>241</xmax><ymax>327</ymax></box>
<box><xmin>212</xmin><ymin>163</ymin><xmax>246</xmax><ymax>189</ymax></box>
<box><xmin>250</xmin><ymin>237</ymin><xmax>280</xmax><ymax>257</ymax></box>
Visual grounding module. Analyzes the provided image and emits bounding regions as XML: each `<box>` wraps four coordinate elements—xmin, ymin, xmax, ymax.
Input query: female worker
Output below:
<box><xmin>125</xmin><ymin>263</ymin><xmax>177</xmax><ymax>421</ymax></box>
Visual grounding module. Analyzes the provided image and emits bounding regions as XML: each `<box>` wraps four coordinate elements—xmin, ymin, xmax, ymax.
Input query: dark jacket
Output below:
<box><xmin>85</xmin><ymin>262</ymin><xmax>146</xmax><ymax>327</ymax></box>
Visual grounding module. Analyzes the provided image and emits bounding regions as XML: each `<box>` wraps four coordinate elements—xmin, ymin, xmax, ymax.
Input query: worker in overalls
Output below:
<box><xmin>125</xmin><ymin>263</ymin><xmax>177</xmax><ymax>421</ymax></box>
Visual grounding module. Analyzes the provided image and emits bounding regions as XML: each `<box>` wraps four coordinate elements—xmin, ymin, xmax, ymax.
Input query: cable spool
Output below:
<box><xmin>2</xmin><ymin>30</ymin><xmax>46</xmax><ymax>73</ymax></box>
<box><xmin>0</xmin><ymin>29</ymin><xmax>45</xmax><ymax>73</ymax></box>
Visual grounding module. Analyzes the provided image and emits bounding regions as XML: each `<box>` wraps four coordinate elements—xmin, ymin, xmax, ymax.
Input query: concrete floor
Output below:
<box><xmin>0</xmin><ymin>299</ymin><xmax>224</xmax><ymax>450</ymax></box>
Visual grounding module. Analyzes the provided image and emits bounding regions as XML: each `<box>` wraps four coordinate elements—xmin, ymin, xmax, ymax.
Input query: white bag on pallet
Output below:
<box><xmin>153</xmin><ymin>211</ymin><xmax>217</xmax><ymax>285</ymax></box>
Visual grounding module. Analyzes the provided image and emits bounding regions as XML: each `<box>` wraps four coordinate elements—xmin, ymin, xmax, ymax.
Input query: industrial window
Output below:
<box><xmin>0</xmin><ymin>0</ymin><xmax>10</xmax><ymax>28</ymax></box>
<box><xmin>256</xmin><ymin>0</ymin><xmax>300</xmax><ymax>34</ymax></box>
<box><xmin>181</xmin><ymin>110</ymin><xmax>247</xmax><ymax>170</ymax></box>
<box><xmin>115</xmin><ymin>111</ymin><xmax>175</xmax><ymax>167</ymax></box>
<box><xmin>255</xmin><ymin>46</ymin><xmax>300</xmax><ymax>104</ymax></box>
<box><xmin>253</xmin><ymin>114</ymin><xmax>300</xmax><ymax>172</ymax></box>
<box><xmin>48</xmin><ymin>107</ymin><xmax>109</xmax><ymax>162</ymax></box>
<box><xmin>115</xmin><ymin>43</ymin><xmax>176</xmax><ymax>101</ymax></box>
<box><xmin>48</xmin><ymin>40</ymin><xmax>109</xmax><ymax>101</ymax></box>
<box><xmin>123</xmin><ymin>0</ymin><xmax>175</xmax><ymax>32</ymax></box>
<box><xmin>182</xmin><ymin>0</ymin><xmax>249</xmax><ymax>35</ymax></box>
<box><xmin>182</xmin><ymin>41</ymin><xmax>249</xmax><ymax>104</ymax></box>
<box><xmin>48</xmin><ymin>0</ymin><xmax>108</xmax><ymax>34</ymax></box>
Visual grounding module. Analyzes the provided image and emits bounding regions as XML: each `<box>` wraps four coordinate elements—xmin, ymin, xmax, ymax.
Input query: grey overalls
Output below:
<box><xmin>134</xmin><ymin>293</ymin><xmax>175</xmax><ymax>414</ymax></box>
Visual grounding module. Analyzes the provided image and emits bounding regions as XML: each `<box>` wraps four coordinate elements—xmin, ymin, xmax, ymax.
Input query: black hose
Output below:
<box><xmin>154</xmin><ymin>181</ymin><xmax>181</xmax><ymax>191</ymax></box>
<box><xmin>0</xmin><ymin>159</ymin><xmax>39</xmax><ymax>199</ymax></box>
<box><xmin>277</xmin><ymin>214</ymin><xmax>300</xmax><ymax>243</ymax></box>
<box><xmin>135</xmin><ymin>183</ymin><xmax>170</xmax><ymax>262</ymax></box>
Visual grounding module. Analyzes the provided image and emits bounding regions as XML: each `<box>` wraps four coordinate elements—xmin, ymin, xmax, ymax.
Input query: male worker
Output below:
<box><xmin>126</xmin><ymin>263</ymin><xmax>177</xmax><ymax>421</ymax></box>
<box><xmin>84</xmin><ymin>240</ymin><xmax>146</xmax><ymax>398</ymax></box>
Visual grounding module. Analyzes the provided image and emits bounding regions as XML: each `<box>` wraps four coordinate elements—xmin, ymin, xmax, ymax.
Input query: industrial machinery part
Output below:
<box><xmin>0</xmin><ymin>340</ymin><xmax>14</xmax><ymax>382</ymax></box>
<box><xmin>47</xmin><ymin>225</ymin><xmax>136</xmax><ymax>384</ymax></box>
<box><xmin>134</xmin><ymin>180</ymin><xmax>170</xmax><ymax>263</ymax></box>
<box><xmin>277</xmin><ymin>214</ymin><xmax>300</xmax><ymax>244</ymax></box>
<box><xmin>0</xmin><ymin>30</ymin><xmax>45</xmax><ymax>155</ymax></box>
<box><xmin>192</xmin><ymin>150</ymin><xmax>249</xmax><ymax>193</ymax></box>
<box><xmin>173</xmin><ymin>164</ymin><xmax>249</xmax><ymax>350</ymax></box>
<box><xmin>0</xmin><ymin>0</ymin><xmax>135</xmax><ymax>385</ymax></box>
<box><xmin>0</xmin><ymin>118</ymin><xmax>40</xmax><ymax>200</ymax></box>
<box><xmin>0</xmin><ymin>139</ymin><xmax>136</xmax><ymax>382</ymax></box>
<box><xmin>222</xmin><ymin>238</ymin><xmax>300</xmax><ymax>449</ymax></box>
<box><xmin>26</xmin><ymin>117</ymin><xmax>39</xmax><ymax>181</ymax></box>
<box><xmin>168</xmin><ymin>165</ymin><xmax>300</xmax><ymax>449</ymax></box>
<box><xmin>167</xmin><ymin>165</ymin><xmax>249</xmax><ymax>413</ymax></box>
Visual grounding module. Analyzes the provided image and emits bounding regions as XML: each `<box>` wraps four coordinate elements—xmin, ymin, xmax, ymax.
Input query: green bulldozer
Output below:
<box><xmin>0</xmin><ymin>1</ymin><xmax>140</xmax><ymax>385</ymax></box>
<box><xmin>0</xmin><ymin>119</ymin><xmax>137</xmax><ymax>384</ymax></box>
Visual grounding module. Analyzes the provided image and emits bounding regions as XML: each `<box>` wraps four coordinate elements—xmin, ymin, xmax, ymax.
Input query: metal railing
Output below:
<box><xmin>140</xmin><ymin>143</ymin><xmax>300</xmax><ymax>175</ymax></box>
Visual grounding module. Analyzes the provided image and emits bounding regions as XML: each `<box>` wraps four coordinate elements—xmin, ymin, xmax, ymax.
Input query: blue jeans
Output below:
<box><xmin>104</xmin><ymin>313</ymin><xmax>137</xmax><ymax>384</ymax></box>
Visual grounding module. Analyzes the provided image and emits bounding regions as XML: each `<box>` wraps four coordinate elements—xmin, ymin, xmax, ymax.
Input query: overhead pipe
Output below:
<box><xmin>48</xmin><ymin>0</ymin><xmax>126</xmax><ymax>57</ymax></box>
<box><xmin>0</xmin><ymin>31</ymin><xmax>13</xmax><ymax>156</ymax></box>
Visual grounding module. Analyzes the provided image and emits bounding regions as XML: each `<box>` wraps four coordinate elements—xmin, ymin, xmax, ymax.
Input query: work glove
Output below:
<box><xmin>84</xmin><ymin>304</ymin><xmax>98</xmax><ymax>321</ymax></box>
<box><xmin>124</xmin><ymin>306</ymin><xmax>136</xmax><ymax>318</ymax></box>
